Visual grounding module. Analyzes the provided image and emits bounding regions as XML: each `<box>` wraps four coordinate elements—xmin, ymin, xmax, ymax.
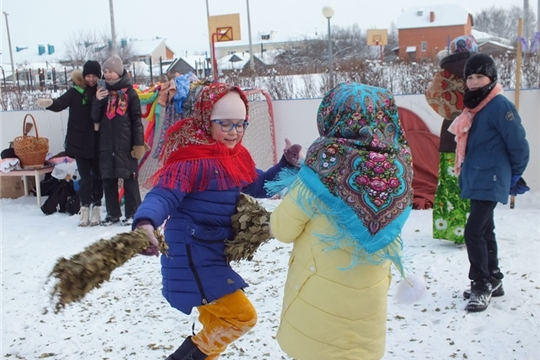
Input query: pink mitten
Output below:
<box><xmin>283</xmin><ymin>138</ymin><xmax>304</xmax><ymax>167</ymax></box>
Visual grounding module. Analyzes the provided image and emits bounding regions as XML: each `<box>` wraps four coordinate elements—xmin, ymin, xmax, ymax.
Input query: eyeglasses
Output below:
<box><xmin>211</xmin><ymin>120</ymin><xmax>249</xmax><ymax>133</ymax></box>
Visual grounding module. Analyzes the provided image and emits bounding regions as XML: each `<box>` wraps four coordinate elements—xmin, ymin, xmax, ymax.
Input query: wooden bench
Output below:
<box><xmin>0</xmin><ymin>166</ymin><xmax>53</xmax><ymax>207</ymax></box>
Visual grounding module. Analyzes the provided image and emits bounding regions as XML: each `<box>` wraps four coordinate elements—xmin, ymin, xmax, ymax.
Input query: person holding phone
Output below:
<box><xmin>36</xmin><ymin>60</ymin><xmax>104</xmax><ymax>227</ymax></box>
<box><xmin>92</xmin><ymin>54</ymin><xmax>147</xmax><ymax>226</ymax></box>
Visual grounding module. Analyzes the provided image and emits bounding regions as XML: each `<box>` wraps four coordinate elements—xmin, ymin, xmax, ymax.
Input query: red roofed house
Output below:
<box><xmin>396</xmin><ymin>4</ymin><xmax>473</xmax><ymax>60</ymax></box>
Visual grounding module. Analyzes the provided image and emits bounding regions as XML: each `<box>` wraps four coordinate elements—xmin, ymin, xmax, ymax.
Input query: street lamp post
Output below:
<box><xmin>109</xmin><ymin>0</ymin><xmax>118</xmax><ymax>55</ymax></box>
<box><xmin>246</xmin><ymin>0</ymin><xmax>255</xmax><ymax>78</ymax></box>
<box><xmin>3</xmin><ymin>11</ymin><xmax>16</xmax><ymax>85</ymax></box>
<box><xmin>322</xmin><ymin>6</ymin><xmax>335</xmax><ymax>89</ymax></box>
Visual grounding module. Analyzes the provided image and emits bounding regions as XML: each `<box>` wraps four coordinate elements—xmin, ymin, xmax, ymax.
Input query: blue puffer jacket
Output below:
<box><xmin>459</xmin><ymin>94</ymin><xmax>529</xmax><ymax>204</ymax></box>
<box><xmin>134</xmin><ymin>157</ymin><xmax>290</xmax><ymax>314</ymax></box>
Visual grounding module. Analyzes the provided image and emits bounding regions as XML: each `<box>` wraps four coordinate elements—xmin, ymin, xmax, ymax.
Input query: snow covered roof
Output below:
<box><xmin>471</xmin><ymin>29</ymin><xmax>512</xmax><ymax>46</ymax></box>
<box><xmin>396</xmin><ymin>4</ymin><xmax>472</xmax><ymax>30</ymax></box>
<box><xmin>1</xmin><ymin>44</ymin><xmax>66</xmax><ymax>70</ymax></box>
<box><xmin>130</xmin><ymin>38</ymin><xmax>168</xmax><ymax>56</ymax></box>
<box><xmin>215</xmin><ymin>29</ymin><xmax>316</xmax><ymax>48</ymax></box>
<box><xmin>216</xmin><ymin>53</ymin><xmax>269</xmax><ymax>70</ymax></box>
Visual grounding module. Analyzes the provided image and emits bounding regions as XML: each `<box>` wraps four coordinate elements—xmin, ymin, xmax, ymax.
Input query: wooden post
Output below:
<box><xmin>510</xmin><ymin>18</ymin><xmax>524</xmax><ymax>209</ymax></box>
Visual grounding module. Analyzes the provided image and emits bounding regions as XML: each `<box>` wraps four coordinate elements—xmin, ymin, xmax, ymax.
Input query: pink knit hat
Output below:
<box><xmin>210</xmin><ymin>91</ymin><xmax>247</xmax><ymax>120</ymax></box>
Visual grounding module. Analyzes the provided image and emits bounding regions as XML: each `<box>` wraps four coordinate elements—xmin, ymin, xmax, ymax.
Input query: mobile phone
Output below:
<box><xmin>97</xmin><ymin>79</ymin><xmax>106</xmax><ymax>89</ymax></box>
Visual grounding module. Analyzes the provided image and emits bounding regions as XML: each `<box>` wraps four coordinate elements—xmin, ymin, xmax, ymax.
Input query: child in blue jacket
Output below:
<box><xmin>133</xmin><ymin>82</ymin><xmax>300</xmax><ymax>360</ymax></box>
<box><xmin>449</xmin><ymin>54</ymin><xmax>529</xmax><ymax>312</ymax></box>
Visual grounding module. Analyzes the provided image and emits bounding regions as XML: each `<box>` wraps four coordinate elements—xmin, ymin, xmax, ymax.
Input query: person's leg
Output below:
<box><xmin>191</xmin><ymin>290</ymin><xmax>257</xmax><ymax>359</ymax></box>
<box><xmin>90</xmin><ymin>157</ymin><xmax>103</xmax><ymax>207</ymax></box>
<box><xmin>122</xmin><ymin>175</ymin><xmax>141</xmax><ymax>219</ymax></box>
<box><xmin>464</xmin><ymin>199</ymin><xmax>498</xmax><ymax>283</ymax></box>
<box><xmin>75</xmin><ymin>157</ymin><xmax>92</xmax><ymax>207</ymax></box>
<box><xmin>464</xmin><ymin>199</ymin><xmax>498</xmax><ymax>311</ymax></box>
<box><xmin>102</xmin><ymin>178</ymin><xmax>121</xmax><ymax>223</ymax></box>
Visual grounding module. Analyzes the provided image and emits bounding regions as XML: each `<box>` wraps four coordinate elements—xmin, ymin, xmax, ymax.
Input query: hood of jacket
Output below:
<box><xmin>440</xmin><ymin>52</ymin><xmax>476</xmax><ymax>78</ymax></box>
<box><xmin>71</xmin><ymin>69</ymin><xmax>86</xmax><ymax>87</ymax></box>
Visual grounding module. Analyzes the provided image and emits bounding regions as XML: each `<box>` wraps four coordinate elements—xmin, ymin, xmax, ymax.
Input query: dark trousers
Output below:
<box><xmin>75</xmin><ymin>156</ymin><xmax>103</xmax><ymax>207</ymax></box>
<box><xmin>102</xmin><ymin>177</ymin><xmax>141</xmax><ymax>219</ymax></box>
<box><xmin>464</xmin><ymin>199</ymin><xmax>503</xmax><ymax>283</ymax></box>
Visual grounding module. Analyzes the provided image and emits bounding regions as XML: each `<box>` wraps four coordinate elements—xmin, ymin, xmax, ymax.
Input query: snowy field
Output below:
<box><xmin>1</xmin><ymin>193</ymin><xmax>539</xmax><ymax>359</ymax></box>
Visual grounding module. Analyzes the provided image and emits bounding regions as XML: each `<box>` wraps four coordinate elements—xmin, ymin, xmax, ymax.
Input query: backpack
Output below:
<box><xmin>40</xmin><ymin>180</ymin><xmax>77</xmax><ymax>216</ymax></box>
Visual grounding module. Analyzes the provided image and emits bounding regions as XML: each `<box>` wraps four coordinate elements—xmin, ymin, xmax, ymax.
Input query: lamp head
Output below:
<box><xmin>322</xmin><ymin>6</ymin><xmax>335</xmax><ymax>19</ymax></box>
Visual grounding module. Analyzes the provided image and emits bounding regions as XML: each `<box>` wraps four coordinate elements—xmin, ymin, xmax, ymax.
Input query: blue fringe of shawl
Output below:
<box><xmin>265</xmin><ymin>165</ymin><xmax>410</xmax><ymax>272</ymax></box>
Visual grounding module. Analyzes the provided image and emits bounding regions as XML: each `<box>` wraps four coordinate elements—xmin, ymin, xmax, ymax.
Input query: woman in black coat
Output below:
<box><xmin>37</xmin><ymin>60</ymin><xmax>103</xmax><ymax>227</ymax></box>
<box><xmin>92</xmin><ymin>55</ymin><xmax>147</xmax><ymax>226</ymax></box>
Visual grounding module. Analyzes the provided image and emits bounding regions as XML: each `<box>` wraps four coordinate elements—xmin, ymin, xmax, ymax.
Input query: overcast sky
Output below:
<box><xmin>1</xmin><ymin>0</ymin><xmax>537</xmax><ymax>58</ymax></box>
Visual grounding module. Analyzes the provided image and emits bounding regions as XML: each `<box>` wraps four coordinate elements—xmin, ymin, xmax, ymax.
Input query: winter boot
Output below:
<box><xmin>466</xmin><ymin>281</ymin><xmax>492</xmax><ymax>312</ymax></box>
<box><xmin>89</xmin><ymin>206</ymin><xmax>101</xmax><ymax>227</ymax></box>
<box><xmin>463</xmin><ymin>277</ymin><xmax>504</xmax><ymax>299</ymax></box>
<box><xmin>166</xmin><ymin>336</ymin><xmax>207</xmax><ymax>360</ymax></box>
<box><xmin>121</xmin><ymin>217</ymin><xmax>134</xmax><ymax>227</ymax></box>
<box><xmin>78</xmin><ymin>207</ymin><xmax>90</xmax><ymax>227</ymax></box>
<box><xmin>100</xmin><ymin>216</ymin><xmax>120</xmax><ymax>226</ymax></box>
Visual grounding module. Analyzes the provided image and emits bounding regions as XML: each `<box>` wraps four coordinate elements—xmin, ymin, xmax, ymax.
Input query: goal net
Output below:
<box><xmin>137</xmin><ymin>87</ymin><xmax>277</xmax><ymax>194</ymax></box>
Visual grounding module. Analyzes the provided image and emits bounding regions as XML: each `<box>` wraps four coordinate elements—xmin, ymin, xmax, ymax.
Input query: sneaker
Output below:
<box><xmin>100</xmin><ymin>216</ymin><xmax>120</xmax><ymax>226</ymax></box>
<box><xmin>89</xmin><ymin>206</ymin><xmax>101</xmax><ymax>227</ymax></box>
<box><xmin>463</xmin><ymin>277</ymin><xmax>504</xmax><ymax>299</ymax></box>
<box><xmin>466</xmin><ymin>281</ymin><xmax>492</xmax><ymax>312</ymax></box>
<box><xmin>121</xmin><ymin>217</ymin><xmax>134</xmax><ymax>227</ymax></box>
<box><xmin>78</xmin><ymin>207</ymin><xmax>90</xmax><ymax>227</ymax></box>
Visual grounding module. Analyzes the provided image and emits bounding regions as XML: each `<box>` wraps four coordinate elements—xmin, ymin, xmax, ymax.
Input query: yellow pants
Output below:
<box><xmin>191</xmin><ymin>290</ymin><xmax>257</xmax><ymax>359</ymax></box>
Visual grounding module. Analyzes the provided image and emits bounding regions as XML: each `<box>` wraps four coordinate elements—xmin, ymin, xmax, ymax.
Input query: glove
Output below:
<box><xmin>36</xmin><ymin>98</ymin><xmax>53</xmax><ymax>108</ymax></box>
<box><xmin>131</xmin><ymin>143</ymin><xmax>150</xmax><ymax>160</ymax></box>
<box><xmin>510</xmin><ymin>174</ymin><xmax>521</xmax><ymax>188</ymax></box>
<box><xmin>283</xmin><ymin>138</ymin><xmax>304</xmax><ymax>168</ymax></box>
<box><xmin>136</xmin><ymin>221</ymin><xmax>160</xmax><ymax>257</ymax></box>
<box><xmin>510</xmin><ymin>177</ymin><xmax>530</xmax><ymax>196</ymax></box>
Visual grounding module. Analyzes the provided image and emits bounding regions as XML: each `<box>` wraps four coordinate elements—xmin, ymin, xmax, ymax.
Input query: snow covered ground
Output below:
<box><xmin>1</xmin><ymin>193</ymin><xmax>539</xmax><ymax>359</ymax></box>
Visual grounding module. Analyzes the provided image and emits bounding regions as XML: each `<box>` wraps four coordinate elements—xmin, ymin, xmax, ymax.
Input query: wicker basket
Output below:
<box><xmin>13</xmin><ymin>114</ymin><xmax>49</xmax><ymax>169</ymax></box>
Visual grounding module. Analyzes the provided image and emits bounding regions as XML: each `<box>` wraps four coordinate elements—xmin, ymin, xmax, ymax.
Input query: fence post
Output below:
<box><xmin>149</xmin><ymin>56</ymin><xmax>153</xmax><ymax>84</ymax></box>
<box><xmin>132</xmin><ymin>63</ymin><xmax>136</xmax><ymax>84</ymax></box>
<box><xmin>52</xmin><ymin>68</ymin><xmax>57</xmax><ymax>91</ymax></box>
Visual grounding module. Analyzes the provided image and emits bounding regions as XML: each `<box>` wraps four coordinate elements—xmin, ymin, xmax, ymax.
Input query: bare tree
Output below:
<box><xmin>63</xmin><ymin>30</ymin><xmax>135</xmax><ymax>69</ymax></box>
<box><xmin>474</xmin><ymin>5</ymin><xmax>537</xmax><ymax>43</ymax></box>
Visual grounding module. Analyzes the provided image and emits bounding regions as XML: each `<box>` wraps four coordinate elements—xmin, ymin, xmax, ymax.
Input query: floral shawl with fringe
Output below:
<box><xmin>275</xmin><ymin>83</ymin><xmax>414</xmax><ymax>268</ymax></box>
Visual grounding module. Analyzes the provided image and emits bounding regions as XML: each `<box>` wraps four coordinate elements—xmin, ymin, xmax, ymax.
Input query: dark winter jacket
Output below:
<box><xmin>91</xmin><ymin>71</ymin><xmax>144</xmax><ymax>179</ymax></box>
<box><xmin>459</xmin><ymin>95</ymin><xmax>529</xmax><ymax>204</ymax></box>
<box><xmin>46</xmin><ymin>70</ymin><xmax>98</xmax><ymax>159</ymax></box>
<box><xmin>133</xmin><ymin>156</ymin><xmax>291</xmax><ymax>315</ymax></box>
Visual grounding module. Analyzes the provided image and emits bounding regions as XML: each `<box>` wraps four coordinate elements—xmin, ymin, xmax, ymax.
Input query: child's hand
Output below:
<box><xmin>284</xmin><ymin>138</ymin><xmax>304</xmax><ymax>167</ymax></box>
<box><xmin>136</xmin><ymin>222</ymin><xmax>160</xmax><ymax>257</ymax></box>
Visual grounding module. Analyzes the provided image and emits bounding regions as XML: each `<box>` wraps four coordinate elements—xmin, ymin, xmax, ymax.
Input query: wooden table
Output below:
<box><xmin>0</xmin><ymin>166</ymin><xmax>53</xmax><ymax>207</ymax></box>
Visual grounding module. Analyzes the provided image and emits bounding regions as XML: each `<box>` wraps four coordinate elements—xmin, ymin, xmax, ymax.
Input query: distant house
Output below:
<box><xmin>472</xmin><ymin>30</ymin><xmax>514</xmax><ymax>55</ymax></box>
<box><xmin>214</xmin><ymin>30</ymin><xmax>302</xmax><ymax>60</ymax></box>
<box><xmin>130</xmin><ymin>38</ymin><xmax>175</xmax><ymax>65</ymax></box>
<box><xmin>396</xmin><ymin>4</ymin><xmax>474</xmax><ymax>60</ymax></box>
<box><xmin>216</xmin><ymin>53</ymin><xmax>268</xmax><ymax>74</ymax></box>
<box><xmin>1</xmin><ymin>43</ymin><xmax>67</xmax><ymax>85</ymax></box>
<box><xmin>166</xmin><ymin>56</ymin><xmax>211</xmax><ymax>78</ymax></box>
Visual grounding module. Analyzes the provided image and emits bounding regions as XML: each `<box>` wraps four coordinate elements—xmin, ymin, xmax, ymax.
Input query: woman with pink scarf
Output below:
<box><xmin>448</xmin><ymin>54</ymin><xmax>529</xmax><ymax>312</ymax></box>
